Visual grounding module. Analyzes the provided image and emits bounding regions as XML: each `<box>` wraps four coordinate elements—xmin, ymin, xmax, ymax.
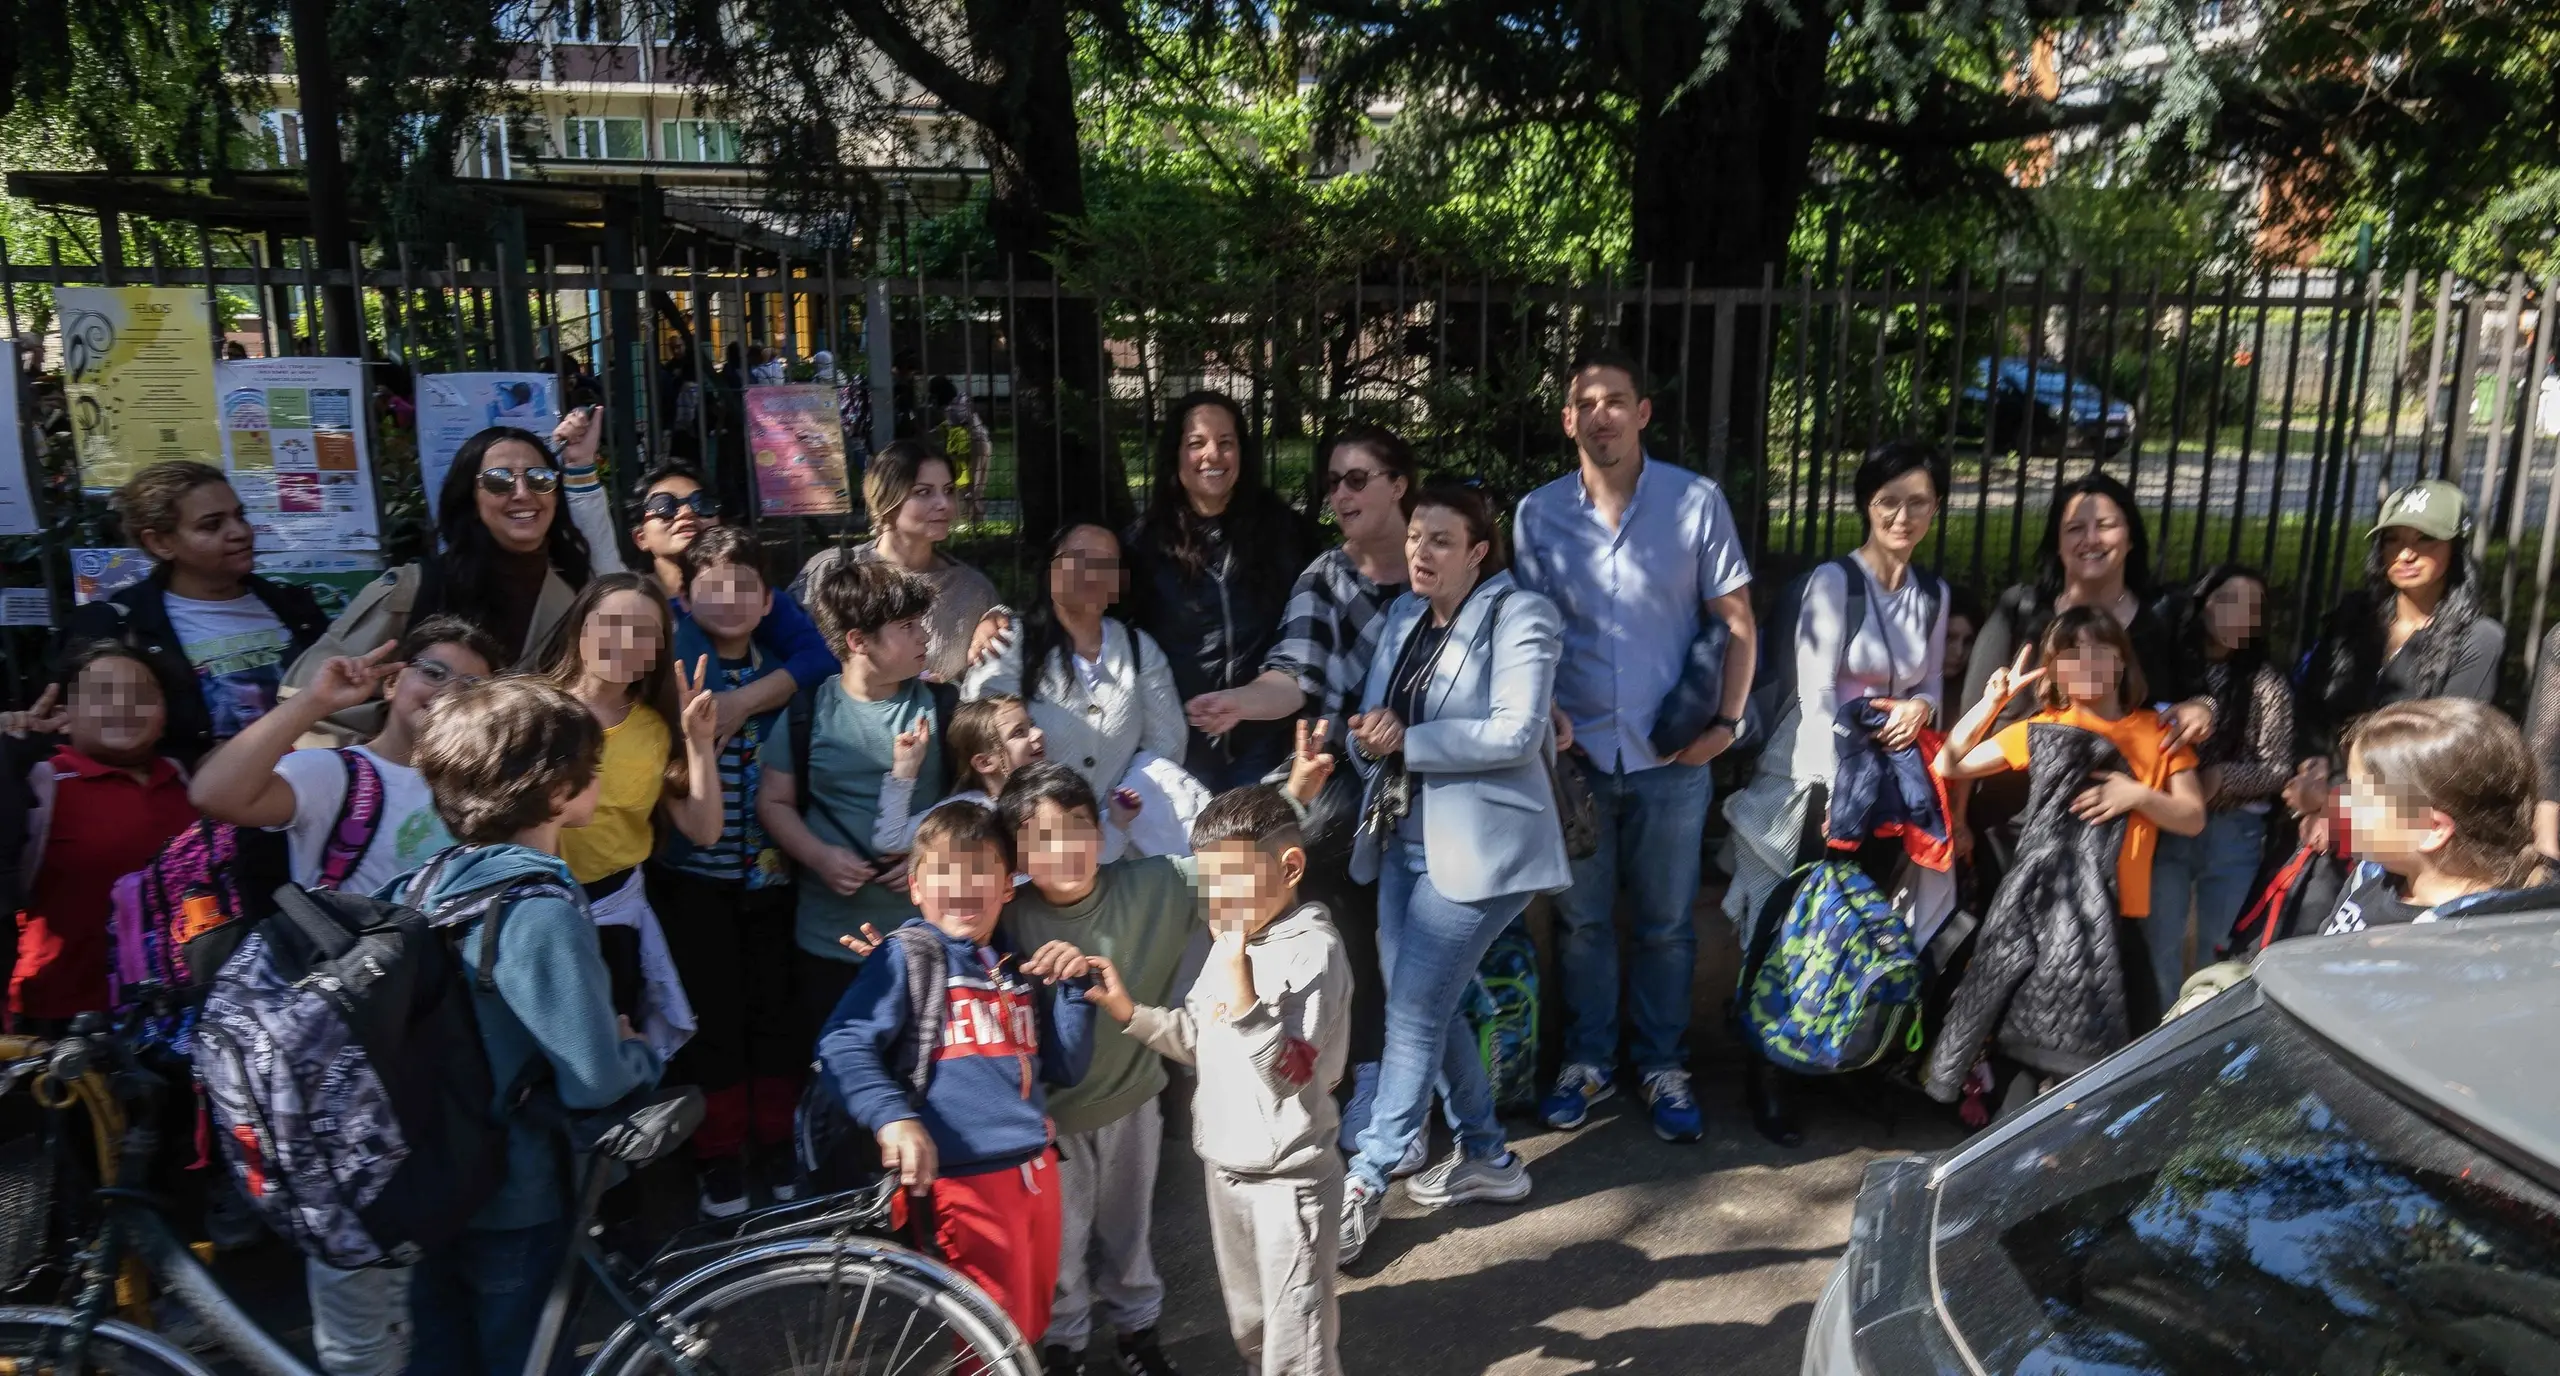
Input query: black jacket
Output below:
<box><xmin>1123</xmin><ymin>497</ymin><xmax>1317</xmax><ymax>782</ymax></box>
<box><xmin>56</xmin><ymin>566</ymin><xmax>331</xmax><ymax>767</ymax></box>
<box><xmin>1926</xmin><ymin>723</ymin><xmax>2134</xmax><ymax>1098</ymax></box>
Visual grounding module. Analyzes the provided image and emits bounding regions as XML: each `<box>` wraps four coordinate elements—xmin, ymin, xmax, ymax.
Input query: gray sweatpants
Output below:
<box><xmin>306</xmin><ymin>1259</ymin><xmax>410</xmax><ymax>1376</ymax></box>
<box><xmin>1044</xmin><ymin>1098</ymin><xmax>1166</xmax><ymax>1349</ymax></box>
<box><xmin>1204</xmin><ymin>1157</ymin><xmax>1343</xmax><ymax>1376</ymax></box>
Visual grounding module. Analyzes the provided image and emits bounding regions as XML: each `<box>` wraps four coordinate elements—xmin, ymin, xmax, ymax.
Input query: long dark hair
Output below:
<box><xmin>2029</xmin><ymin>471</ymin><xmax>2152</xmax><ymax>605</ymax></box>
<box><xmin>2324</xmin><ymin>533</ymin><xmax>2483</xmax><ymax>710</ymax></box>
<box><xmin>1019</xmin><ymin>521</ymin><xmax>1120</xmax><ymax>709</ymax></box>
<box><xmin>422</xmin><ymin>426</ymin><xmax>593</xmax><ymax>632</ymax></box>
<box><xmin>2181</xmin><ymin>564</ymin><xmax>2269</xmax><ymax>760</ymax></box>
<box><xmin>1136</xmin><ymin>391</ymin><xmax>1292</xmax><ymax>599</ymax></box>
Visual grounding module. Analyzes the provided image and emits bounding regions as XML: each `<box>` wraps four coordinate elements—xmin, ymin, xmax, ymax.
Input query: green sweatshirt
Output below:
<box><xmin>1004</xmin><ymin>854</ymin><xmax>1198</xmax><ymax>1137</ymax></box>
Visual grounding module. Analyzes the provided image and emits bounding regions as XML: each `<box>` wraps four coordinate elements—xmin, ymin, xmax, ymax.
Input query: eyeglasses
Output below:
<box><xmin>642</xmin><ymin>490</ymin><xmax>720</xmax><ymax>522</ymax></box>
<box><xmin>477</xmin><ymin>465</ymin><xmax>562</xmax><ymax>497</ymax></box>
<box><xmin>407</xmin><ymin>658</ymin><xmax>485</xmax><ymax>690</ymax></box>
<box><xmin>1327</xmin><ymin>468</ymin><xmax>1390</xmax><ymax>493</ymax></box>
<box><xmin>1869</xmin><ymin>496</ymin><xmax>1938</xmax><ymax>523</ymax></box>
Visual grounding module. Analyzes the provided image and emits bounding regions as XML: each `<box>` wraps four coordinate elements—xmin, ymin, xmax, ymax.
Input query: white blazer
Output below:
<box><xmin>963</xmin><ymin>617</ymin><xmax>1187</xmax><ymax>801</ymax></box>
<box><xmin>1350</xmin><ymin>570</ymin><xmax>1572</xmax><ymax>903</ymax></box>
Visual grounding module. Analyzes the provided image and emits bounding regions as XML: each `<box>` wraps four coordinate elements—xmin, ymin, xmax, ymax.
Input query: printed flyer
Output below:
<box><xmin>0</xmin><ymin>341</ymin><xmax>34</xmax><ymax>536</ymax></box>
<box><xmin>56</xmin><ymin>287</ymin><xmax>222</xmax><ymax>491</ymax></box>
<box><xmin>72</xmin><ymin>547</ymin><xmax>153</xmax><ymax>604</ymax></box>
<box><xmin>417</xmin><ymin>373</ymin><xmax>559</xmax><ymax>519</ymax></box>
<box><xmin>215</xmin><ymin>357</ymin><xmax>379</xmax><ymax>550</ymax></box>
<box><xmin>746</xmin><ymin>383</ymin><xmax>852</xmax><ymax>516</ymax></box>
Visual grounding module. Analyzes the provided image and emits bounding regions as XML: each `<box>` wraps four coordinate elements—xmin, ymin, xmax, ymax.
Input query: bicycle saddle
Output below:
<box><xmin>584</xmin><ymin>1086</ymin><xmax>706</xmax><ymax>1165</ymax></box>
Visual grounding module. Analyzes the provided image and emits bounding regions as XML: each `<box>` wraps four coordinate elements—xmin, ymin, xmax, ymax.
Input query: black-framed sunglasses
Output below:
<box><xmin>1327</xmin><ymin>467</ymin><xmax>1391</xmax><ymax>493</ymax></box>
<box><xmin>642</xmin><ymin>490</ymin><xmax>720</xmax><ymax>522</ymax></box>
<box><xmin>477</xmin><ymin>465</ymin><xmax>562</xmax><ymax>497</ymax></box>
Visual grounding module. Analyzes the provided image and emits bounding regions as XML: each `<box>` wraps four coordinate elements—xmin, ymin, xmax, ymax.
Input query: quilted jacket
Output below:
<box><xmin>1925</xmin><ymin>722</ymin><xmax>2132</xmax><ymax>1099</ymax></box>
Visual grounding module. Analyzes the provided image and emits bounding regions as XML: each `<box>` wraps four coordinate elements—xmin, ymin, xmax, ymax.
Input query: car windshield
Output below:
<box><xmin>1932</xmin><ymin>997</ymin><xmax>2560</xmax><ymax>1374</ymax></box>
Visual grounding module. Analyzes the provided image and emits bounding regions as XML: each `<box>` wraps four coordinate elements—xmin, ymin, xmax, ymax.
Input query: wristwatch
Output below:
<box><xmin>1707</xmin><ymin>713</ymin><xmax>1741</xmax><ymax>735</ymax></box>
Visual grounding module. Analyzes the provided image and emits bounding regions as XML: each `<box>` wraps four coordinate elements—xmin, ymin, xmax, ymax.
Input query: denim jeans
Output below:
<box><xmin>2145</xmin><ymin>808</ymin><xmax>2268</xmax><ymax>1010</ymax></box>
<box><xmin>1553</xmin><ymin>760</ymin><xmax>1713</xmax><ymax>1074</ymax></box>
<box><xmin>1349</xmin><ymin>839</ymin><xmax>1526</xmax><ymax>1192</ymax></box>
<box><xmin>410</xmin><ymin>1221</ymin><xmax>573</xmax><ymax>1376</ymax></box>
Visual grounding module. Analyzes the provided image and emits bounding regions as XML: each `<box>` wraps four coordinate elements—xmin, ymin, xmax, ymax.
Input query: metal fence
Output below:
<box><xmin>6</xmin><ymin>244</ymin><xmax>2558</xmax><ymax>690</ymax></box>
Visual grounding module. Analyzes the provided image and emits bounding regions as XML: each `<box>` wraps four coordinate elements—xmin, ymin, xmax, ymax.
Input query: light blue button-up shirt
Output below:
<box><xmin>1513</xmin><ymin>456</ymin><xmax>1754</xmax><ymax>773</ymax></box>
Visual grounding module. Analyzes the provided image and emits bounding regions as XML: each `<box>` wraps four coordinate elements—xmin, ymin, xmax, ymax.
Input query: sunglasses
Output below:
<box><xmin>643</xmin><ymin>491</ymin><xmax>720</xmax><ymax>522</ymax></box>
<box><xmin>477</xmin><ymin>465</ymin><xmax>562</xmax><ymax>497</ymax></box>
<box><xmin>1327</xmin><ymin>467</ymin><xmax>1391</xmax><ymax>493</ymax></box>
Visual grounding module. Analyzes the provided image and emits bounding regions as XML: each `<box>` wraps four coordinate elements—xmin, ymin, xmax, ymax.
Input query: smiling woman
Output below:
<box><xmin>791</xmin><ymin>440</ymin><xmax>1005</xmax><ymax>685</ymax></box>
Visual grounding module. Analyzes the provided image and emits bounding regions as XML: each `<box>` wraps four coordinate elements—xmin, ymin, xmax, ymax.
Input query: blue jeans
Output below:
<box><xmin>410</xmin><ymin>1221</ymin><xmax>572</xmax><ymax>1376</ymax></box>
<box><xmin>2145</xmin><ymin>808</ymin><xmax>2268</xmax><ymax>1010</ymax></box>
<box><xmin>1553</xmin><ymin>760</ymin><xmax>1713</xmax><ymax>1074</ymax></box>
<box><xmin>1350</xmin><ymin>839</ymin><xmax>1525</xmax><ymax>1192</ymax></box>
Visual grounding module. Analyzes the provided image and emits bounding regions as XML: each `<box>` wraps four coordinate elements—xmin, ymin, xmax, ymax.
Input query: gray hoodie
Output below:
<box><xmin>1125</xmin><ymin>902</ymin><xmax>1350</xmax><ymax>1177</ymax></box>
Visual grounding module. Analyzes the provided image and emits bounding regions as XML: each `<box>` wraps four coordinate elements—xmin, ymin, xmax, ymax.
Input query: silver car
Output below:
<box><xmin>1802</xmin><ymin>913</ymin><xmax>2560</xmax><ymax>1374</ymax></box>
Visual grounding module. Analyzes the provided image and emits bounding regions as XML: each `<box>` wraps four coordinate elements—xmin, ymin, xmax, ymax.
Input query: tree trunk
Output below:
<box><xmin>287</xmin><ymin>0</ymin><xmax>361</xmax><ymax>355</ymax></box>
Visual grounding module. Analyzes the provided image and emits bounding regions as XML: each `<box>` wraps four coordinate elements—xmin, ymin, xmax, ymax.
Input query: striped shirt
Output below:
<box><xmin>1263</xmin><ymin>547</ymin><xmax>1404</xmax><ymax>726</ymax></box>
<box><xmin>666</xmin><ymin>657</ymin><xmax>788</xmax><ymax>888</ymax></box>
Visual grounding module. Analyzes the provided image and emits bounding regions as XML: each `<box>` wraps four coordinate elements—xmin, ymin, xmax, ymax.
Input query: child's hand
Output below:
<box><xmin>551</xmin><ymin>405</ymin><xmax>603</xmax><ymax>468</ymax></box>
<box><xmin>616</xmin><ymin>1015</ymin><xmax>640</xmax><ymax>1042</ymax></box>
<box><xmin>676</xmin><ymin>657</ymin><xmax>720</xmax><ymax>749</ymax></box>
<box><xmin>309</xmin><ymin>641</ymin><xmax>404</xmax><ymax>715</ymax></box>
<box><xmin>872</xmin><ymin>855</ymin><xmax>911</xmax><ymax>893</ymax></box>
<box><xmin>836</xmin><ymin>922</ymin><xmax>888</xmax><ymax>958</ymax></box>
<box><xmin>809</xmin><ymin>846</ymin><xmax>876</xmax><ymax>896</ymax></box>
<box><xmin>2070</xmin><ymin>770</ymin><xmax>2150</xmax><ymax>824</ymax></box>
<box><xmin>890</xmin><ymin>718</ymin><xmax>932</xmax><ymax>781</ymax></box>
<box><xmin>1980</xmin><ymin>646</ymin><xmax>2046</xmax><ymax>707</ymax></box>
<box><xmin>1019</xmin><ymin>940</ymin><xmax>1091</xmax><ymax>984</ymax></box>
<box><xmin>1286</xmin><ymin>717</ymin><xmax>1337</xmax><ymax>803</ymax></box>
<box><xmin>876</xmin><ymin>1119</ymin><xmax>938</xmax><ymax>1196</ymax></box>
<box><xmin>0</xmin><ymin>684</ymin><xmax>70</xmax><ymax>738</ymax></box>
<box><xmin>1109</xmin><ymin>787</ymin><xmax>1143</xmax><ymax>830</ymax></box>
<box><xmin>1082</xmin><ymin>954</ymin><xmax>1137</xmax><ymax>1023</ymax></box>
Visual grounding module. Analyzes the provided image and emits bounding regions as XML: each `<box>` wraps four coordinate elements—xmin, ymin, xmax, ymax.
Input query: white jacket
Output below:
<box><xmin>964</xmin><ymin>618</ymin><xmax>1187</xmax><ymax>802</ymax></box>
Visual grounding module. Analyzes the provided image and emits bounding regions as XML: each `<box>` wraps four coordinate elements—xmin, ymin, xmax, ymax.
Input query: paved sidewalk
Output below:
<box><xmin>1139</xmin><ymin>1063</ymin><xmax>1965</xmax><ymax>1375</ymax></box>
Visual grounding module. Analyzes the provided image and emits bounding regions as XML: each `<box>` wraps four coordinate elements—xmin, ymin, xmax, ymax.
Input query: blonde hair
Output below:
<box><xmin>114</xmin><ymin>461</ymin><xmax>231</xmax><ymax>546</ymax></box>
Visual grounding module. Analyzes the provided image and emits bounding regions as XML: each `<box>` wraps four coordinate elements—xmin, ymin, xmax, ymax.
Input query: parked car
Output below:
<box><xmin>1802</xmin><ymin>912</ymin><xmax>2560</xmax><ymax>1375</ymax></box>
<box><xmin>1956</xmin><ymin>357</ymin><xmax>2137</xmax><ymax>457</ymax></box>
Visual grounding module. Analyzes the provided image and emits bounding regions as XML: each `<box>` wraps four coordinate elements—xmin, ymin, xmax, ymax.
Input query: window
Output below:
<box><xmin>256</xmin><ymin>110</ymin><xmax>304</xmax><ymax>167</ymax></box>
<box><xmin>561</xmin><ymin>116</ymin><xmax>645</xmax><ymax>160</ymax></box>
<box><xmin>1933</xmin><ymin>1000</ymin><xmax>2560</xmax><ymax>1373</ymax></box>
<box><xmin>660</xmin><ymin>120</ymin><xmax>743</xmax><ymax>163</ymax></box>
<box><xmin>554</xmin><ymin>0</ymin><xmax>615</xmax><ymax>42</ymax></box>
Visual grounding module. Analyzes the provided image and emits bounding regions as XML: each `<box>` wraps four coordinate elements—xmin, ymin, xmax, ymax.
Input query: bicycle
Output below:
<box><xmin>0</xmin><ymin>1010</ymin><xmax>1040</xmax><ymax>1376</ymax></box>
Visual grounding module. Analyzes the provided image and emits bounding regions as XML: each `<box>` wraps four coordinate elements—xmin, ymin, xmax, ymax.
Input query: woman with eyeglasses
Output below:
<box><xmin>1124</xmin><ymin>391</ymin><xmax>1320</xmax><ymax>790</ymax></box>
<box><xmin>286</xmin><ymin>424</ymin><xmax>595</xmax><ymax>736</ymax></box>
<box><xmin>791</xmin><ymin>441</ymin><xmax>1008</xmax><ymax>685</ymax></box>
<box><xmin>964</xmin><ymin>522</ymin><xmax>1186</xmax><ymax>809</ymax></box>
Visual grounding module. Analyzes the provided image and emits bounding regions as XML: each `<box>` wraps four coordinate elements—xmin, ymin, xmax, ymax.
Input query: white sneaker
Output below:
<box><xmin>1338</xmin><ymin>1174</ymin><xmax>1385</xmax><ymax>1268</ymax></box>
<box><xmin>1404</xmin><ymin>1149</ymin><xmax>1533</xmax><ymax>1209</ymax></box>
<box><xmin>1391</xmin><ymin>1133</ymin><xmax>1431</xmax><ymax>1179</ymax></box>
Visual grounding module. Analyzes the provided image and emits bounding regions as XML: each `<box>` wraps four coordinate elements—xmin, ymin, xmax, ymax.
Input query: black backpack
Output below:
<box><xmin>1738</xmin><ymin>555</ymin><xmax>1945</xmax><ymax>754</ymax></box>
<box><xmin>194</xmin><ymin>854</ymin><xmax>555</xmax><ymax>1268</ymax></box>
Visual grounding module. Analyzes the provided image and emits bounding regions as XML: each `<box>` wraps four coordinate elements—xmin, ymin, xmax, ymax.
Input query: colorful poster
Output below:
<box><xmin>0</xmin><ymin>341</ymin><xmax>33</xmax><ymax>536</ymax></box>
<box><xmin>215</xmin><ymin>357</ymin><xmax>379</xmax><ymax>550</ymax></box>
<box><xmin>72</xmin><ymin>547</ymin><xmax>153</xmax><ymax>605</ymax></box>
<box><xmin>747</xmin><ymin>384</ymin><xmax>851</xmax><ymax>517</ymax></box>
<box><xmin>417</xmin><ymin>373</ymin><xmax>559</xmax><ymax>519</ymax></box>
<box><xmin>254</xmin><ymin>551</ymin><xmax>384</xmax><ymax>622</ymax></box>
<box><xmin>56</xmin><ymin>287</ymin><xmax>222</xmax><ymax>491</ymax></box>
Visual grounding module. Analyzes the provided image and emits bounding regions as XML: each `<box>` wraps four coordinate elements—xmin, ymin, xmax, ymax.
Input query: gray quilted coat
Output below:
<box><xmin>1925</xmin><ymin>723</ymin><xmax>2133</xmax><ymax>1099</ymax></box>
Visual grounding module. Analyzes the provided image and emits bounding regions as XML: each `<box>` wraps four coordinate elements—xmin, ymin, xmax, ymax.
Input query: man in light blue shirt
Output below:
<box><xmin>1512</xmin><ymin>347</ymin><xmax>1756</xmax><ymax>1144</ymax></box>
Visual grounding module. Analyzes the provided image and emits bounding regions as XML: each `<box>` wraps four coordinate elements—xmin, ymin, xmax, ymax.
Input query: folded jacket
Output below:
<box><xmin>1648</xmin><ymin>618</ymin><xmax>1733</xmax><ymax>759</ymax></box>
<box><xmin>1825</xmin><ymin>697</ymin><xmax>1953</xmax><ymax>873</ymax></box>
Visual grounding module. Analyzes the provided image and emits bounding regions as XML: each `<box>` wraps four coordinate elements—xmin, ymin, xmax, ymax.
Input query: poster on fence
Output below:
<box><xmin>72</xmin><ymin>548</ymin><xmax>153</xmax><ymax>604</ymax></box>
<box><xmin>417</xmin><ymin>373</ymin><xmax>559</xmax><ymax>520</ymax></box>
<box><xmin>215</xmin><ymin>357</ymin><xmax>380</xmax><ymax>550</ymax></box>
<box><xmin>746</xmin><ymin>384</ymin><xmax>851</xmax><ymax>517</ymax></box>
<box><xmin>0</xmin><ymin>341</ymin><xmax>35</xmax><ymax>537</ymax></box>
<box><xmin>56</xmin><ymin>287</ymin><xmax>222</xmax><ymax>491</ymax></box>
<box><xmin>254</xmin><ymin>551</ymin><xmax>384</xmax><ymax>622</ymax></box>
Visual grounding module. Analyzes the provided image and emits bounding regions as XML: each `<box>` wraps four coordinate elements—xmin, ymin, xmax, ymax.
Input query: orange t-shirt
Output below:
<box><xmin>1991</xmin><ymin>704</ymin><xmax>2197</xmax><ymax>918</ymax></box>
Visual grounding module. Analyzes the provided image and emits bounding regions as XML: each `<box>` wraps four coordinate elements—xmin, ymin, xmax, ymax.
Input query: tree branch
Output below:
<box><xmin>829</xmin><ymin>0</ymin><xmax>1001</xmax><ymax>129</ymax></box>
<box><xmin>1818</xmin><ymin>88</ymin><xmax>2157</xmax><ymax>150</ymax></box>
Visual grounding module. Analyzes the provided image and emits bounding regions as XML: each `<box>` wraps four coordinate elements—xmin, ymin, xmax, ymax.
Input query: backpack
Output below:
<box><xmin>1463</xmin><ymin>917</ymin><xmax>1539</xmax><ymax>1112</ymax></box>
<box><xmin>787</xmin><ymin>676</ymin><xmax>961</xmax><ymax>860</ymax></box>
<box><xmin>193</xmin><ymin>848</ymin><xmax>557</xmax><ymax>1269</ymax></box>
<box><xmin>1738</xmin><ymin>556</ymin><xmax>1945</xmax><ymax>755</ymax></box>
<box><xmin>793</xmin><ymin>924</ymin><xmax>956</xmax><ymax>1190</ymax></box>
<box><xmin>110</xmin><ymin>749</ymin><xmax>386</xmax><ymax>1050</ymax></box>
<box><xmin>1738</xmin><ymin>859</ymin><xmax>1924</xmax><ymax>1075</ymax></box>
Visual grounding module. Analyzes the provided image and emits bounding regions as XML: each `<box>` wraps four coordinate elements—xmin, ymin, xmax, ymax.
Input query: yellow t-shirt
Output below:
<box><xmin>561</xmin><ymin>702</ymin><xmax>669</xmax><ymax>884</ymax></box>
<box><xmin>1992</xmin><ymin>704</ymin><xmax>2197</xmax><ymax>918</ymax></box>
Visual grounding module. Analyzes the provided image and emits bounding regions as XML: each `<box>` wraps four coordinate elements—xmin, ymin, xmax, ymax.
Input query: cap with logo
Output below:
<box><xmin>2369</xmin><ymin>478</ymin><xmax>2470</xmax><ymax>542</ymax></box>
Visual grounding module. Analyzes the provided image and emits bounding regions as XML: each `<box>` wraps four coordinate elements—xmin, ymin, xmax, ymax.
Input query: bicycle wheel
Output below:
<box><xmin>592</xmin><ymin>1238</ymin><xmax>1035</xmax><ymax>1376</ymax></box>
<box><xmin>0</xmin><ymin>1307</ymin><xmax>218</xmax><ymax>1376</ymax></box>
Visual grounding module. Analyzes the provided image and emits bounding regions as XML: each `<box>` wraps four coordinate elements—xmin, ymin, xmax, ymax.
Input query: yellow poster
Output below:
<box><xmin>57</xmin><ymin>287</ymin><xmax>222</xmax><ymax>491</ymax></box>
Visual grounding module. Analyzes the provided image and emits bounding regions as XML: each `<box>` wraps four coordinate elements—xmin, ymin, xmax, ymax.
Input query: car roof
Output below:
<box><xmin>2255</xmin><ymin>912</ymin><xmax>2560</xmax><ymax>1171</ymax></box>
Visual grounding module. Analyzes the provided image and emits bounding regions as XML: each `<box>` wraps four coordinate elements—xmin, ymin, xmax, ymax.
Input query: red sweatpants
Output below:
<box><xmin>893</xmin><ymin>1149</ymin><xmax>1063</xmax><ymax>1347</ymax></box>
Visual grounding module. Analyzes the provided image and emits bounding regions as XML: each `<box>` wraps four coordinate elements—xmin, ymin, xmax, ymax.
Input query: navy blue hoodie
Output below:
<box><xmin>815</xmin><ymin>917</ymin><xmax>1096</xmax><ymax>1178</ymax></box>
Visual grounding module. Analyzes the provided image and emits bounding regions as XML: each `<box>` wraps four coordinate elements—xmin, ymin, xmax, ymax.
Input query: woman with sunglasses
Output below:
<box><xmin>622</xmin><ymin>460</ymin><xmax>837</xmax><ymax>731</ymax></box>
<box><xmin>287</xmin><ymin>425</ymin><xmax>595</xmax><ymax>735</ymax></box>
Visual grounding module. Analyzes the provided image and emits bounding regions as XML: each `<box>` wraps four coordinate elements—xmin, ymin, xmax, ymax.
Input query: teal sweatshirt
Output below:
<box><xmin>388</xmin><ymin>844</ymin><xmax>662</xmax><ymax>1231</ymax></box>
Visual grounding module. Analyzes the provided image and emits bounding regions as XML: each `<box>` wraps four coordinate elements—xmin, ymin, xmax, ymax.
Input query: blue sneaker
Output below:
<box><xmin>1539</xmin><ymin>1063</ymin><xmax>1615</xmax><ymax>1131</ymax></box>
<box><xmin>1643</xmin><ymin>1068</ymin><xmax>1705</xmax><ymax>1143</ymax></box>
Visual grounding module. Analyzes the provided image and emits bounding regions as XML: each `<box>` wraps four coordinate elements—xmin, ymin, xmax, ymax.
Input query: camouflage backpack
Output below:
<box><xmin>1740</xmin><ymin>860</ymin><xmax>1922</xmax><ymax>1075</ymax></box>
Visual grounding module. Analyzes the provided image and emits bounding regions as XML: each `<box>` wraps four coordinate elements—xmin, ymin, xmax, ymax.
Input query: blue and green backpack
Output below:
<box><xmin>1740</xmin><ymin>860</ymin><xmax>1923</xmax><ymax>1075</ymax></box>
<box><xmin>1464</xmin><ymin>917</ymin><xmax>1540</xmax><ymax>1112</ymax></box>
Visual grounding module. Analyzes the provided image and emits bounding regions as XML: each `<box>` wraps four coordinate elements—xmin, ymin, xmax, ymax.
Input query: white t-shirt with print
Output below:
<box><xmin>163</xmin><ymin>591</ymin><xmax>290</xmax><ymax>740</ymax></box>
<box><xmin>269</xmin><ymin>745</ymin><xmax>452</xmax><ymax>895</ymax></box>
